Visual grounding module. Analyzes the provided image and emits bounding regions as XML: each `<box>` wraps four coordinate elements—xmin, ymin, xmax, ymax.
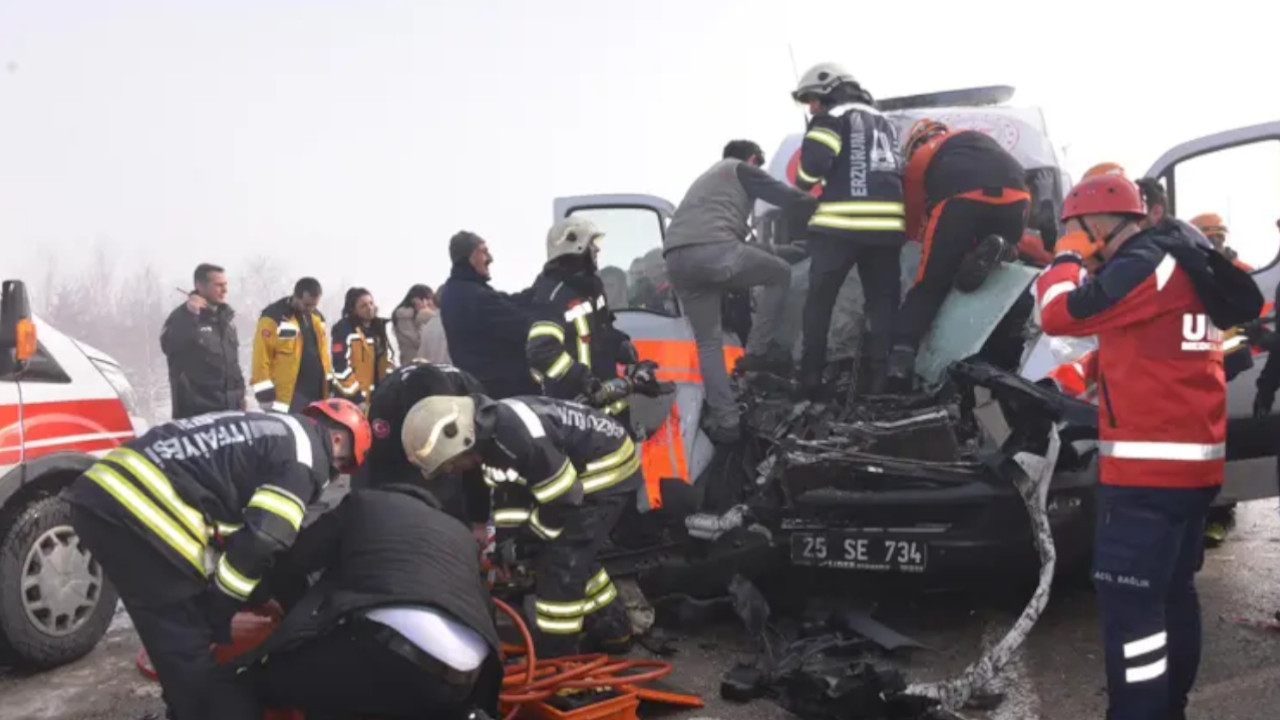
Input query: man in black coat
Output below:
<box><xmin>438</xmin><ymin>231</ymin><xmax>539</xmax><ymax>400</ymax></box>
<box><xmin>244</xmin><ymin>480</ymin><xmax>503</xmax><ymax>720</ymax></box>
<box><xmin>161</xmin><ymin>263</ymin><xmax>246</xmax><ymax>418</ymax></box>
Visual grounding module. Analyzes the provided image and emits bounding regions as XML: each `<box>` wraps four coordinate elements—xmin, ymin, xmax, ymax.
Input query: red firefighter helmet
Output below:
<box><xmin>303</xmin><ymin>398</ymin><xmax>372</xmax><ymax>473</ymax></box>
<box><xmin>904</xmin><ymin>118</ymin><xmax>949</xmax><ymax>159</ymax></box>
<box><xmin>1061</xmin><ymin>174</ymin><xmax>1147</xmax><ymax>222</ymax></box>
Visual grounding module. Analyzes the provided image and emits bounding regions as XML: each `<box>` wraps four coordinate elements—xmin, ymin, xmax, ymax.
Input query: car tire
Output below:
<box><xmin>0</xmin><ymin>495</ymin><xmax>119</xmax><ymax>670</ymax></box>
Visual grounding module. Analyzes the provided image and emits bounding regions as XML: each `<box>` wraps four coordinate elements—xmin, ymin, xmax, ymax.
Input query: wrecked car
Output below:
<box><xmin>548</xmin><ymin>102</ymin><xmax>1280</xmax><ymax>595</ymax></box>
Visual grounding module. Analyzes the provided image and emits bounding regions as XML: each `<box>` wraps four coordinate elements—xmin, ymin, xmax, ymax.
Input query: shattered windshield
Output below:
<box><xmin>567</xmin><ymin>206</ymin><xmax>677</xmax><ymax>314</ymax></box>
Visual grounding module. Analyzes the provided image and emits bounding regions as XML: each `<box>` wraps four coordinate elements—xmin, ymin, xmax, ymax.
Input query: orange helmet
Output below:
<box><xmin>1062</xmin><ymin>174</ymin><xmax>1147</xmax><ymax>221</ymax></box>
<box><xmin>303</xmin><ymin>398</ymin><xmax>372</xmax><ymax>473</ymax></box>
<box><xmin>1189</xmin><ymin>212</ymin><xmax>1228</xmax><ymax>237</ymax></box>
<box><xmin>1082</xmin><ymin>162</ymin><xmax>1126</xmax><ymax>180</ymax></box>
<box><xmin>904</xmin><ymin>118</ymin><xmax>948</xmax><ymax>159</ymax></box>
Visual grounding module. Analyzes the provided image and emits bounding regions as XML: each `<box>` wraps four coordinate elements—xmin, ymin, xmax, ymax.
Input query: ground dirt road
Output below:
<box><xmin>2</xmin><ymin>501</ymin><xmax>1279</xmax><ymax>720</ymax></box>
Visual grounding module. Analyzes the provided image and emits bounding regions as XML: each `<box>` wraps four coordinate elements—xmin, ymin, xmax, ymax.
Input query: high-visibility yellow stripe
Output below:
<box><xmin>215</xmin><ymin>555</ymin><xmax>257</xmax><ymax>600</ymax></box>
<box><xmin>107</xmin><ymin>448</ymin><xmax>206</xmax><ymax>543</ymax></box>
<box><xmin>585</xmin><ymin>568</ymin><xmax>611</xmax><ymax>596</ymax></box>
<box><xmin>797</xmin><ymin>166</ymin><xmax>822</xmax><ymax>184</ymax></box>
<box><xmin>604</xmin><ymin>400</ymin><xmax>628</xmax><ymax>415</ymax></box>
<box><xmin>531</xmin><ymin>460</ymin><xmax>578</xmax><ymax>503</ymax></box>
<box><xmin>805</xmin><ymin>128</ymin><xmax>842</xmax><ymax>153</ymax></box>
<box><xmin>247</xmin><ymin>486</ymin><xmax>306</xmax><ymax>532</ymax></box>
<box><xmin>86</xmin><ymin>465</ymin><xmax>207</xmax><ymax>574</ymax></box>
<box><xmin>586</xmin><ymin>439</ymin><xmax>634</xmax><ymax>474</ymax></box>
<box><xmin>216</xmin><ymin>522</ymin><xmax>243</xmax><ymax>537</ymax></box>
<box><xmin>529</xmin><ymin>322</ymin><xmax>565</xmax><ymax>342</ymax></box>
<box><xmin>547</xmin><ymin>353</ymin><xmax>573</xmax><ymax>379</ymax></box>
<box><xmin>816</xmin><ymin>201</ymin><xmax>906</xmax><ymax>216</ymax></box>
<box><xmin>536</xmin><ymin>615</ymin><xmax>583</xmax><ymax>634</ymax></box>
<box><xmin>809</xmin><ymin>214</ymin><xmax>907</xmax><ymax>232</ymax></box>
<box><xmin>581</xmin><ymin>451</ymin><xmax>641</xmax><ymax>493</ymax></box>
<box><xmin>535</xmin><ymin>598</ymin><xmax>589</xmax><ymax>618</ymax></box>
<box><xmin>493</xmin><ymin>508</ymin><xmax>531</xmax><ymax>527</ymax></box>
<box><xmin>529</xmin><ymin>508</ymin><xmax>563</xmax><ymax>540</ymax></box>
<box><xmin>582</xmin><ymin>583</ymin><xmax>619</xmax><ymax>614</ymax></box>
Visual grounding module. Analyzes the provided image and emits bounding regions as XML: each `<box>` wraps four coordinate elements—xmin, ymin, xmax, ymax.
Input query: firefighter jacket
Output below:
<box><xmin>904</xmin><ymin>130</ymin><xmax>1028</xmax><ymax>242</ymax></box>
<box><xmin>251</xmin><ymin>297</ymin><xmax>333</xmax><ymax>412</ymax></box>
<box><xmin>361</xmin><ymin>362</ymin><xmax>489</xmax><ymax>525</ymax></box>
<box><xmin>160</xmin><ymin>301</ymin><xmax>246</xmax><ymax>419</ymax></box>
<box><xmin>793</xmin><ymin>102</ymin><xmax>906</xmax><ymax>244</ymax></box>
<box><xmin>477</xmin><ymin>395</ymin><xmax>641</xmax><ymax>541</ymax></box>
<box><xmin>330</xmin><ymin>316</ymin><xmax>394</xmax><ymax>405</ymax></box>
<box><xmin>63</xmin><ymin>410</ymin><xmax>333</xmax><ymax>604</ymax></box>
<box><xmin>438</xmin><ymin>263</ymin><xmax>539</xmax><ymax>400</ymax></box>
<box><xmin>527</xmin><ymin>257</ymin><xmax>630</xmax><ymax>415</ymax></box>
<box><xmin>1035</xmin><ymin>221</ymin><xmax>1226</xmax><ymax>490</ymax></box>
<box><xmin>253</xmin><ymin>482</ymin><xmax>503</xmax><ymax>715</ymax></box>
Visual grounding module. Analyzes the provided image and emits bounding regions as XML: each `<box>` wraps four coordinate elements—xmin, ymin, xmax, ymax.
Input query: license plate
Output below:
<box><xmin>790</xmin><ymin>532</ymin><xmax>929</xmax><ymax>573</ymax></box>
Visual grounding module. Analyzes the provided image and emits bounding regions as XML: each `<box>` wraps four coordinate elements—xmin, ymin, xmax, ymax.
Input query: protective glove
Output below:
<box><xmin>589</xmin><ymin>377</ymin><xmax>632</xmax><ymax>407</ymax></box>
<box><xmin>1054</xmin><ymin>230</ymin><xmax>1105</xmax><ymax>261</ymax></box>
<box><xmin>1255</xmin><ymin>386</ymin><xmax>1276</xmax><ymax>419</ymax></box>
<box><xmin>627</xmin><ymin>360</ymin><xmax>665</xmax><ymax>397</ymax></box>
<box><xmin>205</xmin><ymin>586</ymin><xmax>242</xmax><ymax>644</ymax></box>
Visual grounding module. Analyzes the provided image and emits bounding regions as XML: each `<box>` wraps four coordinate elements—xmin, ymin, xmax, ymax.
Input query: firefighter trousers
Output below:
<box><xmin>253</xmin><ymin>618</ymin><xmax>488</xmax><ymax>720</ymax></box>
<box><xmin>1092</xmin><ymin>484</ymin><xmax>1219</xmax><ymax>720</ymax></box>
<box><xmin>800</xmin><ymin>234</ymin><xmax>902</xmax><ymax>382</ymax></box>
<box><xmin>530</xmin><ymin>492</ymin><xmax>632</xmax><ymax>657</ymax></box>
<box><xmin>70</xmin><ymin>505</ymin><xmax>259</xmax><ymax>720</ymax></box>
<box><xmin>894</xmin><ymin>192</ymin><xmax>1028</xmax><ymax>352</ymax></box>
<box><xmin>666</xmin><ymin>241</ymin><xmax>792</xmax><ymax>431</ymax></box>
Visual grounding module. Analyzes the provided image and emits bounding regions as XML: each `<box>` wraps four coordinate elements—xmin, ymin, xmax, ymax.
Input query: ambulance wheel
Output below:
<box><xmin>0</xmin><ymin>495</ymin><xmax>119</xmax><ymax>670</ymax></box>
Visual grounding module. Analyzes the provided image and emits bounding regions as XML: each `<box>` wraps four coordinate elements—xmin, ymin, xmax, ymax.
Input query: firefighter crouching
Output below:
<box><xmin>251</xmin><ymin>278</ymin><xmax>333</xmax><ymax>412</ymax></box>
<box><xmin>358</xmin><ymin>360</ymin><xmax>491</xmax><ymax>531</ymax></box>
<box><xmin>790</xmin><ymin>62</ymin><xmax>906</xmax><ymax>399</ymax></box>
<box><xmin>1035</xmin><ymin>173</ymin><xmax>1261</xmax><ymax>720</ymax></box>
<box><xmin>242</xmin><ymin>460</ymin><xmax>503</xmax><ymax>720</ymax></box>
<box><xmin>527</xmin><ymin>217</ymin><xmax>666</xmax><ymax>431</ymax></box>
<box><xmin>402</xmin><ymin>394</ymin><xmax>639</xmax><ymax>658</ymax></box>
<box><xmin>889</xmin><ymin>118</ymin><xmax>1030</xmax><ymax>391</ymax></box>
<box><xmin>60</xmin><ymin>400</ymin><xmax>372</xmax><ymax>720</ymax></box>
<box><xmin>330</xmin><ymin>286</ymin><xmax>395</xmax><ymax>407</ymax></box>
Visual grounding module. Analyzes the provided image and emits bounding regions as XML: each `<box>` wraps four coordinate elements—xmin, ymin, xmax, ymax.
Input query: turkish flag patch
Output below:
<box><xmin>261</xmin><ymin>329</ymin><xmax>271</xmax><ymax>338</ymax></box>
<box><xmin>372</xmin><ymin>419</ymin><xmax>390</xmax><ymax>438</ymax></box>
<box><xmin>332</xmin><ymin>342</ymin><xmax>344</xmax><ymax>353</ymax></box>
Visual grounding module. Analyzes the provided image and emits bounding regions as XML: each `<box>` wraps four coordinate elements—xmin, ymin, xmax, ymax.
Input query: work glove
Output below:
<box><xmin>205</xmin><ymin>586</ymin><xmax>242</xmax><ymax>644</ymax></box>
<box><xmin>1255</xmin><ymin>385</ymin><xmax>1276</xmax><ymax>419</ymax></box>
<box><xmin>1242</xmin><ymin>319</ymin><xmax>1276</xmax><ymax>349</ymax></box>
<box><xmin>590</xmin><ymin>377</ymin><xmax>633</xmax><ymax>408</ymax></box>
<box><xmin>627</xmin><ymin>360</ymin><xmax>665</xmax><ymax>397</ymax></box>
<box><xmin>1054</xmin><ymin>231</ymin><xmax>1104</xmax><ymax>261</ymax></box>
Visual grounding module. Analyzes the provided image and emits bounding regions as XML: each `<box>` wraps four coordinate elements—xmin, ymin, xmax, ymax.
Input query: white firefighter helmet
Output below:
<box><xmin>401</xmin><ymin>395</ymin><xmax>478</xmax><ymax>479</ymax></box>
<box><xmin>792</xmin><ymin>62</ymin><xmax>857</xmax><ymax>103</ymax></box>
<box><xmin>546</xmin><ymin>216</ymin><xmax>605</xmax><ymax>263</ymax></box>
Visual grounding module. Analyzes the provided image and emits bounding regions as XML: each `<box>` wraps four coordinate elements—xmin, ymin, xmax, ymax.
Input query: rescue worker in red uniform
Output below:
<box><xmin>61</xmin><ymin>400</ymin><xmax>371</xmax><ymax>720</ymax></box>
<box><xmin>1034</xmin><ymin>173</ymin><xmax>1258</xmax><ymax>720</ymax></box>
<box><xmin>401</xmin><ymin>394</ymin><xmax>639</xmax><ymax>659</ymax></box>
<box><xmin>889</xmin><ymin>119</ymin><xmax>1031</xmax><ymax>391</ymax></box>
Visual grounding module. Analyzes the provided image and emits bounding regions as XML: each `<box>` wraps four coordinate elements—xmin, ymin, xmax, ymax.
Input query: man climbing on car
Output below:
<box><xmin>1034</xmin><ymin>172</ymin><xmax>1261</xmax><ymax>720</ymax></box>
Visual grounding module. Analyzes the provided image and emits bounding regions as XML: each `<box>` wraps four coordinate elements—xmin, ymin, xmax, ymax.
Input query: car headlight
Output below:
<box><xmin>91</xmin><ymin>359</ymin><xmax>141</xmax><ymax>418</ymax></box>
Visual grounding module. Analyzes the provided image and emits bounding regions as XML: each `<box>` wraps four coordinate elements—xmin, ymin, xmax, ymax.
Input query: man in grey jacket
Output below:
<box><xmin>664</xmin><ymin>140</ymin><xmax>817</xmax><ymax>443</ymax></box>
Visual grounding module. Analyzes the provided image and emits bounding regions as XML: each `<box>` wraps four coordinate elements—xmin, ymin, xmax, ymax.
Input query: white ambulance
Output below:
<box><xmin>0</xmin><ymin>279</ymin><xmax>147</xmax><ymax>669</ymax></box>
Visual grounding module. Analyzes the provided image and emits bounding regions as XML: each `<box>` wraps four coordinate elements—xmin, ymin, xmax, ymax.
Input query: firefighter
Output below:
<box><xmin>61</xmin><ymin>400</ymin><xmax>372</xmax><ymax>720</ymax></box>
<box><xmin>401</xmin><ymin>394</ymin><xmax>639</xmax><ymax>658</ymax></box>
<box><xmin>330</xmin><ymin>287</ymin><xmax>394</xmax><ymax>406</ymax></box>
<box><xmin>359</xmin><ymin>360</ymin><xmax>490</xmax><ymax>530</ymax></box>
<box><xmin>161</xmin><ymin>263</ymin><xmax>247</xmax><ymax>418</ymax></box>
<box><xmin>789</xmin><ymin>63</ymin><xmax>905</xmax><ymax>399</ymax></box>
<box><xmin>887</xmin><ymin>118</ymin><xmax>1030</xmax><ymax>391</ymax></box>
<box><xmin>1034</xmin><ymin>173</ymin><xmax>1258</xmax><ymax>720</ymax></box>
<box><xmin>246</xmin><ymin>469</ymin><xmax>502</xmax><ymax>720</ymax></box>
<box><xmin>527</xmin><ymin>217</ymin><xmax>664</xmax><ymax>430</ymax></box>
<box><xmin>251</xmin><ymin>277</ymin><xmax>333</xmax><ymax>412</ymax></box>
<box><xmin>663</xmin><ymin>139</ymin><xmax>816</xmax><ymax>441</ymax></box>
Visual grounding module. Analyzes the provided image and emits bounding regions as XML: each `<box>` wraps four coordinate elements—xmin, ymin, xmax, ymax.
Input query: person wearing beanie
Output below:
<box><xmin>437</xmin><ymin>230</ymin><xmax>538</xmax><ymax>399</ymax></box>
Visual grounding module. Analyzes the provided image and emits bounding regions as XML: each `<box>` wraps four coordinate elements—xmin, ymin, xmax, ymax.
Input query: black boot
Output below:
<box><xmin>955</xmin><ymin>234</ymin><xmax>1010</xmax><ymax>293</ymax></box>
<box><xmin>885</xmin><ymin>346</ymin><xmax>916</xmax><ymax>394</ymax></box>
<box><xmin>735</xmin><ymin>342</ymin><xmax>792</xmax><ymax>376</ymax></box>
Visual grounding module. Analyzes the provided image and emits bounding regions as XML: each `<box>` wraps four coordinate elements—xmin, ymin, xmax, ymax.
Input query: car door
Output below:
<box><xmin>552</xmin><ymin>194</ymin><xmax>679</xmax><ymax>316</ymax></box>
<box><xmin>1144</xmin><ymin>120</ymin><xmax>1280</xmax><ymax>501</ymax></box>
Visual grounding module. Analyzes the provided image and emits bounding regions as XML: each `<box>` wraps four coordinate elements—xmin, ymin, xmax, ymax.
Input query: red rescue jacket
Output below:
<box><xmin>1035</xmin><ymin>225</ymin><xmax>1226</xmax><ymax>490</ymax></box>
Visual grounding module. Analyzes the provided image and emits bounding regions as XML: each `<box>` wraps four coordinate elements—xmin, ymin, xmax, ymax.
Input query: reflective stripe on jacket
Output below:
<box><xmin>250</xmin><ymin>297</ymin><xmax>333</xmax><ymax>412</ymax></box>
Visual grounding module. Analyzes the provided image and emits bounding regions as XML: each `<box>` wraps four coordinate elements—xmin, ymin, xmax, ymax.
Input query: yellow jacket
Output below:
<box><xmin>330</xmin><ymin>316</ymin><xmax>394</xmax><ymax>405</ymax></box>
<box><xmin>250</xmin><ymin>297</ymin><xmax>332</xmax><ymax>412</ymax></box>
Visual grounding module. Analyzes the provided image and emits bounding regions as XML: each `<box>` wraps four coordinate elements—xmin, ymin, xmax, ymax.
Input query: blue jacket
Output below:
<box><xmin>439</xmin><ymin>262</ymin><xmax>539</xmax><ymax>399</ymax></box>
